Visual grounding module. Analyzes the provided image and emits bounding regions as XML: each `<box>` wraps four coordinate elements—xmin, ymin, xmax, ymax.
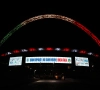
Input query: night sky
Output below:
<box><xmin>0</xmin><ymin>1</ymin><xmax>100</xmax><ymax>53</ymax></box>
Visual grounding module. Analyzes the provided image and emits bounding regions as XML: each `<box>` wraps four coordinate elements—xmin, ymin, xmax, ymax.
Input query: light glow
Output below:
<box><xmin>55</xmin><ymin>48</ymin><xmax>61</xmax><ymax>51</ymax></box>
<box><xmin>6</xmin><ymin>52</ymin><xmax>12</xmax><ymax>55</ymax></box>
<box><xmin>38</xmin><ymin>48</ymin><xmax>44</xmax><ymax>51</ymax></box>
<box><xmin>29</xmin><ymin>48</ymin><xmax>36</xmax><ymax>51</ymax></box>
<box><xmin>88</xmin><ymin>52</ymin><xmax>93</xmax><ymax>55</ymax></box>
<box><xmin>72</xmin><ymin>49</ymin><xmax>78</xmax><ymax>52</ymax></box>
<box><xmin>63</xmin><ymin>48</ymin><xmax>70</xmax><ymax>51</ymax></box>
<box><xmin>79</xmin><ymin>50</ymin><xmax>86</xmax><ymax>54</ymax></box>
<box><xmin>46</xmin><ymin>47</ymin><xmax>53</xmax><ymax>51</ymax></box>
<box><xmin>21</xmin><ymin>49</ymin><xmax>28</xmax><ymax>52</ymax></box>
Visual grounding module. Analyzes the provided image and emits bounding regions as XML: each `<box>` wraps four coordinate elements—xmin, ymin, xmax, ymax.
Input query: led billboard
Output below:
<box><xmin>25</xmin><ymin>57</ymin><xmax>72</xmax><ymax>64</ymax></box>
<box><xmin>75</xmin><ymin>57</ymin><xmax>89</xmax><ymax>67</ymax></box>
<box><xmin>9</xmin><ymin>56</ymin><xmax>22</xmax><ymax>66</ymax></box>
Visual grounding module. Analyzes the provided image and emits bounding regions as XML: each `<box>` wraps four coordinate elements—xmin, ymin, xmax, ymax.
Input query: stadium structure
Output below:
<box><xmin>0</xmin><ymin>14</ymin><xmax>100</xmax><ymax>80</ymax></box>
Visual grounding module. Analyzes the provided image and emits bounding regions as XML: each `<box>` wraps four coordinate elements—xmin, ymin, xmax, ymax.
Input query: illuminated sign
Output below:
<box><xmin>9</xmin><ymin>56</ymin><xmax>22</xmax><ymax>66</ymax></box>
<box><xmin>25</xmin><ymin>57</ymin><xmax>72</xmax><ymax>64</ymax></box>
<box><xmin>75</xmin><ymin>57</ymin><xmax>89</xmax><ymax>67</ymax></box>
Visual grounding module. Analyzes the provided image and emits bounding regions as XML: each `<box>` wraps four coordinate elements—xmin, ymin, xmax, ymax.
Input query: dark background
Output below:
<box><xmin>0</xmin><ymin>1</ymin><xmax>100</xmax><ymax>53</ymax></box>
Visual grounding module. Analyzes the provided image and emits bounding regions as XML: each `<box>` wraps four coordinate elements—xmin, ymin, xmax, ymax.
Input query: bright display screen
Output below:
<box><xmin>25</xmin><ymin>57</ymin><xmax>72</xmax><ymax>64</ymax></box>
<box><xmin>9</xmin><ymin>56</ymin><xmax>22</xmax><ymax>66</ymax></box>
<box><xmin>75</xmin><ymin>57</ymin><xmax>89</xmax><ymax>67</ymax></box>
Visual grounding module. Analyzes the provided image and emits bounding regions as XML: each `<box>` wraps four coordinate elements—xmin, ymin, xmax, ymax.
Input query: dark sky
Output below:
<box><xmin>0</xmin><ymin>1</ymin><xmax>100</xmax><ymax>53</ymax></box>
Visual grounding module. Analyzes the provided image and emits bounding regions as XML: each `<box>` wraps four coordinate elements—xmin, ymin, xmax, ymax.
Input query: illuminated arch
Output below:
<box><xmin>0</xmin><ymin>14</ymin><xmax>100</xmax><ymax>47</ymax></box>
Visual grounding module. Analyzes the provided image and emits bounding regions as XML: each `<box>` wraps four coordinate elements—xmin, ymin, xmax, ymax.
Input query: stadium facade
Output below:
<box><xmin>0</xmin><ymin>47</ymin><xmax>100</xmax><ymax>80</ymax></box>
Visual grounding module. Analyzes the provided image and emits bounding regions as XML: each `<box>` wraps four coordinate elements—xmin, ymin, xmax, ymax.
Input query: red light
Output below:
<box><xmin>29</xmin><ymin>48</ymin><xmax>36</xmax><ymax>51</ymax></box>
<box><xmin>46</xmin><ymin>47</ymin><xmax>53</xmax><ymax>51</ymax></box>
<box><xmin>79</xmin><ymin>50</ymin><xmax>86</xmax><ymax>54</ymax></box>
<box><xmin>74</xmin><ymin>21</ymin><xmax>100</xmax><ymax>46</ymax></box>
<box><xmin>63</xmin><ymin>48</ymin><xmax>70</xmax><ymax>51</ymax></box>
<box><xmin>13</xmin><ymin>50</ymin><xmax>20</xmax><ymax>53</ymax></box>
<box><xmin>1</xmin><ymin>54</ymin><xmax>6</xmax><ymax>56</ymax></box>
<box><xmin>94</xmin><ymin>54</ymin><xmax>99</xmax><ymax>57</ymax></box>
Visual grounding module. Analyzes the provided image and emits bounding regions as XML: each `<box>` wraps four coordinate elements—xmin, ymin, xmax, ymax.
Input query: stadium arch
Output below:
<box><xmin>0</xmin><ymin>14</ymin><xmax>100</xmax><ymax>47</ymax></box>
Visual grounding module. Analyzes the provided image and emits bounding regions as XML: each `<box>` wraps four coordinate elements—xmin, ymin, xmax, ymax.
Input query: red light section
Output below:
<box><xmin>13</xmin><ymin>50</ymin><xmax>20</xmax><ymax>53</ymax></box>
<box><xmin>63</xmin><ymin>48</ymin><xmax>70</xmax><ymax>51</ymax></box>
<box><xmin>94</xmin><ymin>54</ymin><xmax>99</xmax><ymax>57</ymax></box>
<box><xmin>29</xmin><ymin>48</ymin><xmax>36</xmax><ymax>51</ymax></box>
<box><xmin>74</xmin><ymin>21</ymin><xmax>100</xmax><ymax>46</ymax></box>
<box><xmin>79</xmin><ymin>50</ymin><xmax>86</xmax><ymax>54</ymax></box>
<box><xmin>1</xmin><ymin>54</ymin><xmax>6</xmax><ymax>56</ymax></box>
<box><xmin>46</xmin><ymin>47</ymin><xmax>53</xmax><ymax>51</ymax></box>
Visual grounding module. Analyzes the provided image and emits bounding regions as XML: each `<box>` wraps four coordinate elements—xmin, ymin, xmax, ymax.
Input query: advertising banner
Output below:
<box><xmin>75</xmin><ymin>57</ymin><xmax>89</xmax><ymax>67</ymax></box>
<box><xmin>9</xmin><ymin>56</ymin><xmax>22</xmax><ymax>66</ymax></box>
<box><xmin>25</xmin><ymin>57</ymin><xmax>72</xmax><ymax>64</ymax></box>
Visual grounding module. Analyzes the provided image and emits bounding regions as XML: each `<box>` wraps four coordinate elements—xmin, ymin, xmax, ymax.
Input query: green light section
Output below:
<box><xmin>0</xmin><ymin>24</ymin><xmax>23</xmax><ymax>47</ymax></box>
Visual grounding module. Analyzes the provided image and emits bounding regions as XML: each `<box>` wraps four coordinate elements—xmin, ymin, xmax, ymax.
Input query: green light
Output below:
<box><xmin>0</xmin><ymin>24</ymin><xmax>22</xmax><ymax>47</ymax></box>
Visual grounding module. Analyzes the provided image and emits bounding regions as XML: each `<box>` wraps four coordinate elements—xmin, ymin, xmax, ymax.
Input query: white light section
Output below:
<box><xmin>87</xmin><ymin>52</ymin><xmax>93</xmax><ymax>55</ymax></box>
<box><xmin>6</xmin><ymin>52</ymin><xmax>12</xmax><ymax>55</ymax></box>
<box><xmin>21</xmin><ymin>49</ymin><xmax>28</xmax><ymax>52</ymax></box>
<box><xmin>72</xmin><ymin>49</ymin><xmax>78</xmax><ymax>52</ymax></box>
<box><xmin>55</xmin><ymin>48</ymin><xmax>61</xmax><ymax>51</ymax></box>
<box><xmin>38</xmin><ymin>48</ymin><xmax>44</xmax><ymax>51</ymax></box>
